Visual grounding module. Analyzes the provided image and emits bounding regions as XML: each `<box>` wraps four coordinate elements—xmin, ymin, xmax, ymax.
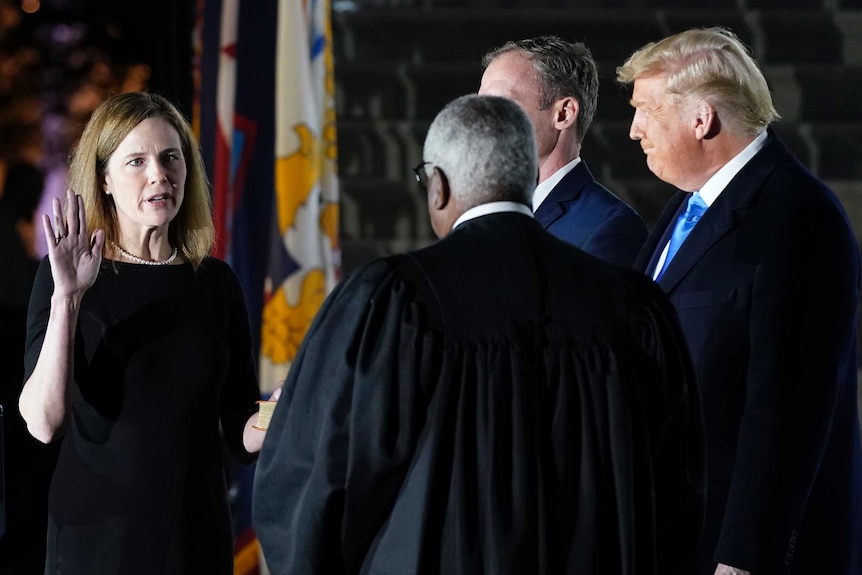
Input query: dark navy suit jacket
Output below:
<box><xmin>534</xmin><ymin>160</ymin><xmax>646</xmax><ymax>268</ymax></box>
<box><xmin>636</xmin><ymin>130</ymin><xmax>862</xmax><ymax>574</ymax></box>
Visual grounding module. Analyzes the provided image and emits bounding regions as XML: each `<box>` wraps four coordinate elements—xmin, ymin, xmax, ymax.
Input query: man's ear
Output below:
<box><xmin>427</xmin><ymin>166</ymin><xmax>454</xmax><ymax>239</ymax></box>
<box><xmin>693</xmin><ymin>101</ymin><xmax>719</xmax><ymax>140</ymax></box>
<box><xmin>429</xmin><ymin>166</ymin><xmax>450</xmax><ymax>211</ymax></box>
<box><xmin>553</xmin><ymin>97</ymin><xmax>579</xmax><ymax>131</ymax></box>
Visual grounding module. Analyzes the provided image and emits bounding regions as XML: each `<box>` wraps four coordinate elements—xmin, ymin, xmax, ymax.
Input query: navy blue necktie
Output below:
<box><xmin>657</xmin><ymin>192</ymin><xmax>708</xmax><ymax>279</ymax></box>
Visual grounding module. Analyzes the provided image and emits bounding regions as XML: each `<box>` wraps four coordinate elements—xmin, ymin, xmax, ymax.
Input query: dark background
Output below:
<box><xmin>328</xmin><ymin>1</ymin><xmax>862</xmax><ymax>273</ymax></box>
<box><xmin>2</xmin><ymin>0</ymin><xmax>859</xmax><ymax>272</ymax></box>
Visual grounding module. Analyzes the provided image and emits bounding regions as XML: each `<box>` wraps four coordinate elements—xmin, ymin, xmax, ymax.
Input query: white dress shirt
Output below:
<box><xmin>652</xmin><ymin>131</ymin><xmax>768</xmax><ymax>280</ymax></box>
<box><xmin>533</xmin><ymin>157</ymin><xmax>581</xmax><ymax>211</ymax></box>
<box><xmin>452</xmin><ymin>201</ymin><xmax>534</xmax><ymax>231</ymax></box>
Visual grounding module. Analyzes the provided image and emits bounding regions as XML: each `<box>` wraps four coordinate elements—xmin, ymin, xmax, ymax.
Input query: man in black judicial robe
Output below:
<box><xmin>252</xmin><ymin>95</ymin><xmax>706</xmax><ymax>575</ymax></box>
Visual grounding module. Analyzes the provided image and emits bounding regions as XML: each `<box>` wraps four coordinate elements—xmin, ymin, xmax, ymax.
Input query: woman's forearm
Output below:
<box><xmin>19</xmin><ymin>293</ymin><xmax>82</xmax><ymax>443</ymax></box>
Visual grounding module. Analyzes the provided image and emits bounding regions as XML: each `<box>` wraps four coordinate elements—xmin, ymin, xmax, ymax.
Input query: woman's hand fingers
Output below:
<box><xmin>90</xmin><ymin>228</ymin><xmax>105</xmax><ymax>254</ymax></box>
<box><xmin>77</xmin><ymin>193</ymin><xmax>89</xmax><ymax>243</ymax></box>
<box><xmin>49</xmin><ymin>190</ymin><xmax>83</xmax><ymax>244</ymax></box>
<box><xmin>67</xmin><ymin>189</ymin><xmax>81</xmax><ymax>239</ymax></box>
<box><xmin>52</xmin><ymin>196</ymin><xmax>65</xmax><ymax>242</ymax></box>
<box><xmin>271</xmin><ymin>385</ymin><xmax>283</xmax><ymax>402</ymax></box>
<box><xmin>48</xmin><ymin>191</ymin><xmax>90</xmax><ymax>247</ymax></box>
<box><xmin>42</xmin><ymin>213</ymin><xmax>57</xmax><ymax>253</ymax></box>
<box><xmin>44</xmin><ymin>191</ymin><xmax>103</xmax><ymax>299</ymax></box>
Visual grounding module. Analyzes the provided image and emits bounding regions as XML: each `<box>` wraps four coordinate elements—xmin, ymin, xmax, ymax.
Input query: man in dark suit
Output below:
<box><xmin>479</xmin><ymin>36</ymin><xmax>647</xmax><ymax>268</ymax></box>
<box><xmin>618</xmin><ymin>27</ymin><xmax>862</xmax><ymax>575</ymax></box>
<box><xmin>253</xmin><ymin>94</ymin><xmax>705</xmax><ymax>575</ymax></box>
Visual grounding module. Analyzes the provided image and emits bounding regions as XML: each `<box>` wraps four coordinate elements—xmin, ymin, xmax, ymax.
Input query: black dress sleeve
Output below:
<box><xmin>215</xmin><ymin>260</ymin><xmax>261</xmax><ymax>464</ymax></box>
<box><xmin>23</xmin><ymin>257</ymin><xmax>53</xmax><ymax>382</ymax></box>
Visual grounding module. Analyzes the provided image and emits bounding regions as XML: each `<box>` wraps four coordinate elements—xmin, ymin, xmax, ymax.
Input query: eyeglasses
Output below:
<box><xmin>413</xmin><ymin>161</ymin><xmax>431</xmax><ymax>190</ymax></box>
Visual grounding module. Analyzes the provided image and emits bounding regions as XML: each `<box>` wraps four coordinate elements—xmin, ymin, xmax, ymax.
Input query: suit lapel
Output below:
<box><xmin>656</xmin><ymin>130</ymin><xmax>789</xmax><ymax>292</ymax></box>
<box><xmin>533</xmin><ymin>161</ymin><xmax>593</xmax><ymax>229</ymax></box>
<box><xmin>656</xmin><ymin>195</ymin><xmax>736</xmax><ymax>291</ymax></box>
<box><xmin>637</xmin><ymin>191</ymin><xmax>686</xmax><ymax>275</ymax></box>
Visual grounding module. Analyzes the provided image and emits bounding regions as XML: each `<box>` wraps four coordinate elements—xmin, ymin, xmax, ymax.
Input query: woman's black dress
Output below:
<box><xmin>24</xmin><ymin>257</ymin><xmax>260</xmax><ymax>575</ymax></box>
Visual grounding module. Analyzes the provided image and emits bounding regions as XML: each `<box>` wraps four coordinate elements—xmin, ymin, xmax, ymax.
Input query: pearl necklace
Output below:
<box><xmin>110</xmin><ymin>241</ymin><xmax>178</xmax><ymax>266</ymax></box>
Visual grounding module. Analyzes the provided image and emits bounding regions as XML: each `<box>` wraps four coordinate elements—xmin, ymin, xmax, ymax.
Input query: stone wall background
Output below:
<box><xmin>330</xmin><ymin>0</ymin><xmax>862</xmax><ymax>418</ymax></box>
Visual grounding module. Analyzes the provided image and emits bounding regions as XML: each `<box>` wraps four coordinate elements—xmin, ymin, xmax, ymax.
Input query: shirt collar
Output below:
<box><xmin>533</xmin><ymin>156</ymin><xmax>581</xmax><ymax>210</ymax></box>
<box><xmin>452</xmin><ymin>201</ymin><xmax>534</xmax><ymax>231</ymax></box>
<box><xmin>697</xmin><ymin>130</ymin><xmax>768</xmax><ymax>207</ymax></box>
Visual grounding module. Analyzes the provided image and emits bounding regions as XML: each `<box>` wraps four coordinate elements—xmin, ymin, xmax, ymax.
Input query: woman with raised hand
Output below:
<box><xmin>19</xmin><ymin>92</ymin><xmax>272</xmax><ymax>575</ymax></box>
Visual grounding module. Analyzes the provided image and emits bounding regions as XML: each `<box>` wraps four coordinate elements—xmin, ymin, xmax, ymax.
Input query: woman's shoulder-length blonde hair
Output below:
<box><xmin>68</xmin><ymin>91</ymin><xmax>214</xmax><ymax>268</ymax></box>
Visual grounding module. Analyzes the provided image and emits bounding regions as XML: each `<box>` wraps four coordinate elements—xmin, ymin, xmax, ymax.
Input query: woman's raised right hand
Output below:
<box><xmin>43</xmin><ymin>189</ymin><xmax>105</xmax><ymax>299</ymax></box>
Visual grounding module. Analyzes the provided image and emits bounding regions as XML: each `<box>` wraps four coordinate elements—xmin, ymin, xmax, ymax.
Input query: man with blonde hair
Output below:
<box><xmin>618</xmin><ymin>27</ymin><xmax>862</xmax><ymax>575</ymax></box>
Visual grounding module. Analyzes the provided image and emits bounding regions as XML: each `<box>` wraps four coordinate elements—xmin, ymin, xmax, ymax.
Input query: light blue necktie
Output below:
<box><xmin>656</xmin><ymin>192</ymin><xmax>708</xmax><ymax>279</ymax></box>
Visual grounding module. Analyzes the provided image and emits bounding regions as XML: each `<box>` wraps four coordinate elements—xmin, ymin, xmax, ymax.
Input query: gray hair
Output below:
<box><xmin>482</xmin><ymin>36</ymin><xmax>599</xmax><ymax>144</ymax></box>
<box><xmin>423</xmin><ymin>94</ymin><xmax>537</xmax><ymax>206</ymax></box>
<box><xmin>616</xmin><ymin>27</ymin><xmax>779</xmax><ymax>136</ymax></box>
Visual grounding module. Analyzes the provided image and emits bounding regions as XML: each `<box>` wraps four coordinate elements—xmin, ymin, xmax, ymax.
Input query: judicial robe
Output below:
<box><xmin>253</xmin><ymin>211</ymin><xmax>705</xmax><ymax>575</ymax></box>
